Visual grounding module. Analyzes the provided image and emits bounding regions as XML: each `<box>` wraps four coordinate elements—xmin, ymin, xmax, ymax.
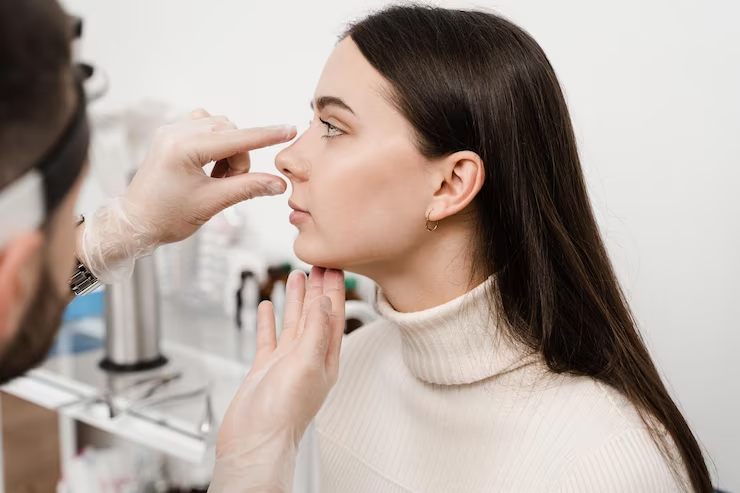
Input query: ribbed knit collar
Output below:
<box><xmin>376</xmin><ymin>277</ymin><xmax>534</xmax><ymax>385</ymax></box>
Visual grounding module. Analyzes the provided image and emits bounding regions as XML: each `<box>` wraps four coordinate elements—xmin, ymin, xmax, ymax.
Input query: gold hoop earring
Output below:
<box><xmin>426</xmin><ymin>210</ymin><xmax>439</xmax><ymax>232</ymax></box>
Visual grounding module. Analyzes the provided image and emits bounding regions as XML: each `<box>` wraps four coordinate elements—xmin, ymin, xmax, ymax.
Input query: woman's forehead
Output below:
<box><xmin>314</xmin><ymin>39</ymin><xmax>404</xmax><ymax>127</ymax></box>
<box><xmin>315</xmin><ymin>40</ymin><xmax>387</xmax><ymax>109</ymax></box>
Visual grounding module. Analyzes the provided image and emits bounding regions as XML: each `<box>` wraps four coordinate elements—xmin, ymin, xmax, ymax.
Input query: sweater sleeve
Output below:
<box><xmin>552</xmin><ymin>429</ymin><xmax>689</xmax><ymax>493</ymax></box>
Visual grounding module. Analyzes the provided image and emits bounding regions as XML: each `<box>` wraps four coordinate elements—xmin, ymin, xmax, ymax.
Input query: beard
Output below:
<box><xmin>0</xmin><ymin>257</ymin><xmax>66</xmax><ymax>385</ymax></box>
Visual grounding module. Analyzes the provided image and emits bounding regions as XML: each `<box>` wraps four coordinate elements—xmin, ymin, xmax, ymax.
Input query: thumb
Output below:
<box><xmin>205</xmin><ymin>172</ymin><xmax>287</xmax><ymax>211</ymax></box>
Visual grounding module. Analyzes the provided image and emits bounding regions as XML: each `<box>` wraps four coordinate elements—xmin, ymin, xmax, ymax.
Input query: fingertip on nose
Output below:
<box><xmin>267</xmin><ymin>180</ymin><xmax>287</xmax><ymax>195</ymax></box>
<box><xmin>267</xmin><ymin>124</ymin><xmax>297</xmax><ymax>139</ymax></box>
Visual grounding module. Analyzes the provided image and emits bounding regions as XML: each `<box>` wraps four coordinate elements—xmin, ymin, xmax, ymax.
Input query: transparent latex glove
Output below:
<box><xmin>209</xmin><ymin>267</ymin><xmax>346</xmax><ymax>493</ymax></box>
<box><xmin>80</xmin><ymin>109</ymin><xmax>296</xmax><ymax>283</ymax></box>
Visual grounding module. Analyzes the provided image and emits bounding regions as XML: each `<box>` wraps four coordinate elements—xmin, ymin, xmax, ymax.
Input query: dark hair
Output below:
<box><xmin>345</xmin><ymin>6</ymin><xmax>711</xmax><ymax>492</ymax></box>
<box><xmin>0</xmin><ymin>0</ymin><xmax>74</xmax><ymax>189</ymax></box>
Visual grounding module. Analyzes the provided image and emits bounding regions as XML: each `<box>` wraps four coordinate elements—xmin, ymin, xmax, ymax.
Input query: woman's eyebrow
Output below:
<box><xmin>310</xmin><ymin>96</ymin><xmax>355</xmax><ymax>115</ymax></box>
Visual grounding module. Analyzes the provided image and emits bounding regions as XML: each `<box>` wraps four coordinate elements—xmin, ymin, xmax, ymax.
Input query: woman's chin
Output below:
<box><xmin>293</xmin><ymin>237</ymin><xmax>345</xmax><ymax>270</ymax></box>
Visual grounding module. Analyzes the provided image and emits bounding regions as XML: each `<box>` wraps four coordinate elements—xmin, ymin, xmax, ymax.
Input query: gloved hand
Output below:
<box><xmin>209</xmin><ymin>267</ymin><xmax>346</xmax><ymax>493</ymax></box>
<box><xmin>79</xmin><ymin>109</ymin><xmax>296</xmax><ymax>283</ymax></box>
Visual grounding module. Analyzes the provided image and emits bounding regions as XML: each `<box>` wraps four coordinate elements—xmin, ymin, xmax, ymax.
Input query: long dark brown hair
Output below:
<box><xmin>345</xmin><ymin>6</ymin><xmax>711</xmax><ymax>492</ymax></box>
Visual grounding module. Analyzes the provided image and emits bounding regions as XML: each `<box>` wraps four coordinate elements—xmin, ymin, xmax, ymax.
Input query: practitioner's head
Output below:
<box><xmin>0</xmin><ymin>0</ymin><xmax>87</xmax><ymax>384</ymax></box>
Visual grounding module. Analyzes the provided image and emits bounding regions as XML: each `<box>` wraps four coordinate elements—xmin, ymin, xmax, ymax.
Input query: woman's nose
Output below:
<box><xmin>275</xmin><ymin>140</ymin><xmax>310</xmax><ymax>182</ymax></box>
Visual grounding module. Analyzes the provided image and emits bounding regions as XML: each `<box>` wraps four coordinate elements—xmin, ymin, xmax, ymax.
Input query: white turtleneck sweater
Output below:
<box><xmin>315</xmin><ymin>280</ymin><xmax>689</xmax><ymax>492</ymax></box>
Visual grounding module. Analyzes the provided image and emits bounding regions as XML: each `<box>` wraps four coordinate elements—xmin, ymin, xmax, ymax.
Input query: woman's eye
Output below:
<box><xmin>318</xmin><ymin>117</ymin><xmax>344</xmax><ymax>139</ymax></box>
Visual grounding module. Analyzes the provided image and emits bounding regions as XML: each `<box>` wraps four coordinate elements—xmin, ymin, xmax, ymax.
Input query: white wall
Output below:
<box><xmin>61</xmin><ymin>0</ymin><xmax>740</xmax><ymax>489</ymax></box>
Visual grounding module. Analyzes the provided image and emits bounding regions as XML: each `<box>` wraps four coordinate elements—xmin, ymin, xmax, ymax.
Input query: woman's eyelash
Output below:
<box><xmin>318</xmin><ymin>117</ymin><xmax>343</xmax><ymax>139</ymax></box>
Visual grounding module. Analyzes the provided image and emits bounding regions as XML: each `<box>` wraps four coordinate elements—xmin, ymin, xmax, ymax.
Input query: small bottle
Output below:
<box><xmin>236</xmin><ymin>271</ymin><xmax>259</xmax><ymax>333</ymax></box>
<box><xmin>345</xmin><ymin>277</ymin><xmax>361</xmax><ymax>301</ymax></box>
<box><xmin>260</xmin><ymin>263</ymin><xmax>292</xmax><ymax>302</ymax></box>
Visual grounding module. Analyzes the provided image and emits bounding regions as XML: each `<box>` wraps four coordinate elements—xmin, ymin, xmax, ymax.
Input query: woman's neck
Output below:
<box><xmin>357</xmin><ymin>224</ymin><xmax>485</xmax><ymax>313</ymax></box>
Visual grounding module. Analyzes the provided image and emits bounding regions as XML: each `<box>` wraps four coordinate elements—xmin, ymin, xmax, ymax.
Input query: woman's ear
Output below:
<box><xmin>0</xmin><ymin>231</ymin><xmax>43</xmax><ymax>346</ymax></box>
<box><xmin>427</xmin><ymin>150</ymin><xmax>485</xmax><ymax>222</ymax></box>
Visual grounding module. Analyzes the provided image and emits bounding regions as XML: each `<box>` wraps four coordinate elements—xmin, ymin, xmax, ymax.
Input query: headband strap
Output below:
<box><xmin>0</xmin><ymin>77</ymin><xmax>89</xmax><ymax>247</ymax></box>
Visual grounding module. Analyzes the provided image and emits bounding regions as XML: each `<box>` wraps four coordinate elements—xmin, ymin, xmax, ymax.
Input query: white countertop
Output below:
<box><xmin>2</xmin><ymin>296</ymin><xmax>255</xmax><ymax>464</ymax></box>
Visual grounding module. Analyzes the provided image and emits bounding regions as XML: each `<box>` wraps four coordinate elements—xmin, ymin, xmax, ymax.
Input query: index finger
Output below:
<box><xmin>254</xmin><ymin>301</ymin><xmax>277</xmax><ymax>369</ymax></box>
<box><xmin>296</xmin><ymin>267</ymin><xmax>325</xmax><ymax>339</ymax></box>
<box><xmin>323</xmin><ymin>269</ymin><xmax>346</xmax><ymax>376</ymax></box>
<box><xmin>280</xmin><ymin>271</ymin><xmax>307</xmax><ymax>344</ymax></box>
<box><xmin>200</xmin><ymin>125</ymin><xmax>297</xmax><ymax>163</ymax></box>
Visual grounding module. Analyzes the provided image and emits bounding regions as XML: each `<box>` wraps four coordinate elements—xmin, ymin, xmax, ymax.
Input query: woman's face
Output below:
<box><xmin>276</xmin><ymin>38</ymin><xmax>433</xmax><ymax>274</ymax></box>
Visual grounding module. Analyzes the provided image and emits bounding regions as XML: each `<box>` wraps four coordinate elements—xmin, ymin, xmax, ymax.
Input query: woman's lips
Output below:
<box><xmin>289</xmin><ymin>200</ymin><xmax>310</xmax><ymax>225</ymax></box>
<box><xmin>289</xmin><ymin>210</ymin><xmax>310</xmax><ymax>225</ymax></box>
